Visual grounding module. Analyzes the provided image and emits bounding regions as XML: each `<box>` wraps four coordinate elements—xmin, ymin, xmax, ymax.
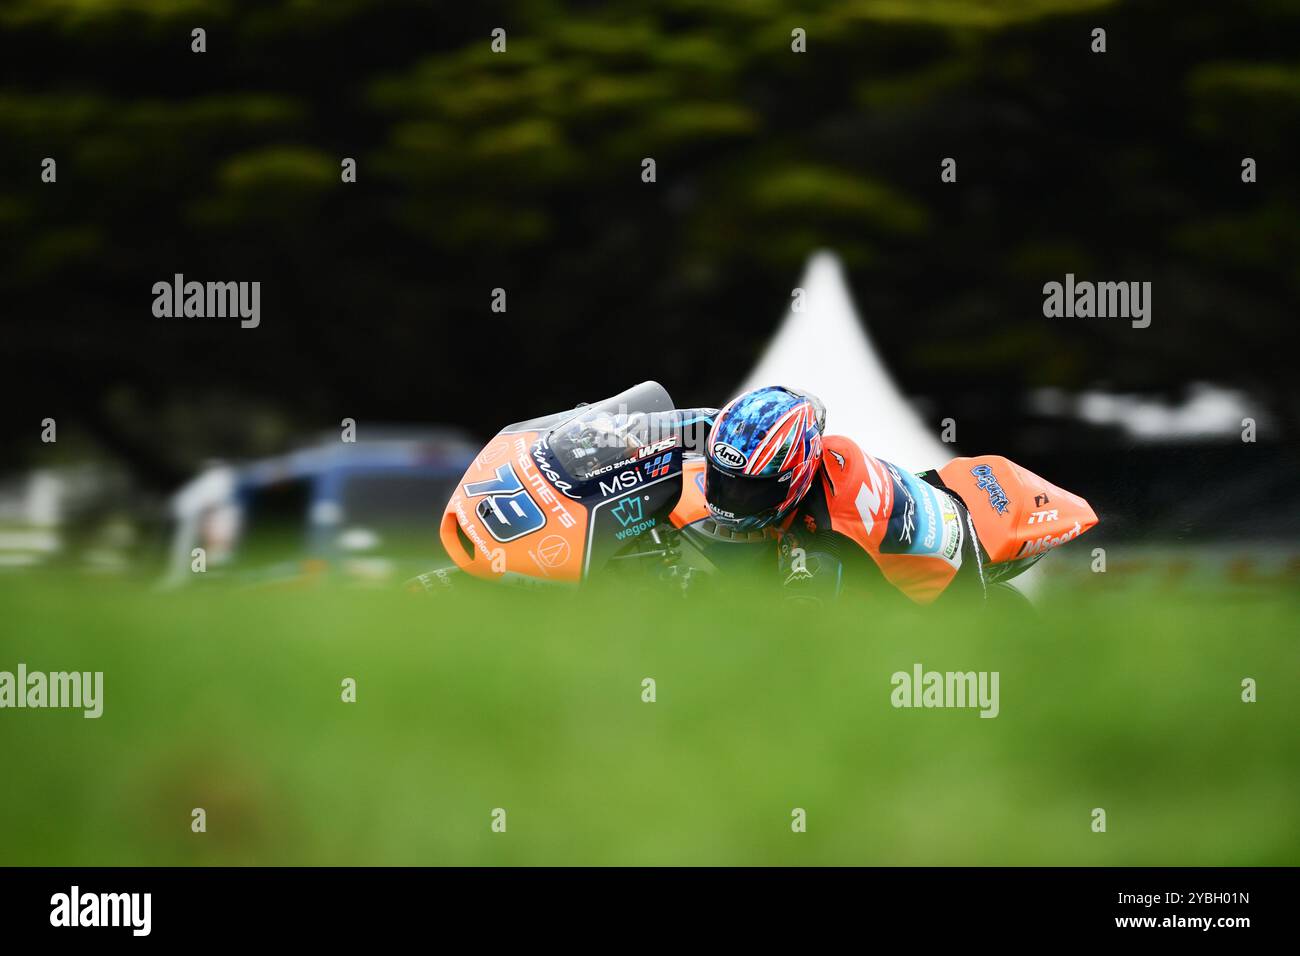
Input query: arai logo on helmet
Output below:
<box><xmin>712</xmin><ymin>442</ymin><xmax>748</xmax><ymax>470</ymax></box>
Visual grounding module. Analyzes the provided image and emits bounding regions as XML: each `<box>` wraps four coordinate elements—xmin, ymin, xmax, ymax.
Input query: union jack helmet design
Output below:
<box><xmin>704</xmin><ymin>386</ymin><xmax>825</xmax><ymax>532</ymax></box>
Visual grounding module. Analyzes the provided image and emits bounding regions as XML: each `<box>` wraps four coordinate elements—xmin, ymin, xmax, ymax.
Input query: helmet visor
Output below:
<box><xmin>704</xmin><ymin>458</ymin><xmax>792</xmax><ymax>530</ymax></box>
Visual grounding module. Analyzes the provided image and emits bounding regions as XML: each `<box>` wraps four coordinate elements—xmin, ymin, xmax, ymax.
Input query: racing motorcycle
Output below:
<box><xmin>410</xmin><ymin>381</ymin><xmax>1098</xmax><ymax>599</ymax></box>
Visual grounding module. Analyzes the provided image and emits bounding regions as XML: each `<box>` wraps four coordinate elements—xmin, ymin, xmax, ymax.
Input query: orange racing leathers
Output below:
<box><xmin>774</xmin><ymin>436</ymin><xmax>984</xmax><ymax>604</ymax></box>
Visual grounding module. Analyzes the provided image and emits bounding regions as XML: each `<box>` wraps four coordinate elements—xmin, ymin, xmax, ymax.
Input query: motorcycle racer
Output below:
<box><xmin>429</xmin><ymin>380</ymin><xmax>1097</xmax><ymax>603</ymax></box>
<box><xmin>699</xmin><ymin>385</ymin><xmax>1098</xmax><ymax>604</ymax></box>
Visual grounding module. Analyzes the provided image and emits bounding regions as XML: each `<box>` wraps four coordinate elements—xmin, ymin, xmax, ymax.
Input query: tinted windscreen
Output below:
<box><xmin>544</xmin><ymin>382</ymin><xmax>675</xmax><ymax>483</ymax></box>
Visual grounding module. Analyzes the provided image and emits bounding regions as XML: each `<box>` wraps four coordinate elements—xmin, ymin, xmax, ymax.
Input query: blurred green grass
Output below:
<box><xmin>0</xmin><ymin>575</ymin><xmax>1296</xmax><ymax>865</ymax></box>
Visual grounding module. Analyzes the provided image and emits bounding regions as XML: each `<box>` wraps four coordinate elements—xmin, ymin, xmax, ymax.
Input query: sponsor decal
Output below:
<box><xmin>611</xmin><ymin>496</ymin><xmax>656</xmax><ymax>540</ymax></box>
<box><xmin>894</xmin><ymin>475</ymin><xmax>917</xmax><ymax>544</ymax></box>
<box><xmin>970</xmin><ymin>464</ymin><xmax>1010</xmax><ymax>515</ymax></box>
<box><xmin>1033</xmin><ymin>492</ymin><xmax>1051</xmax><ymax>507</ymax></box>
<box><xmin>614</xmin><ymin>519</ymin><xmax>655</xmax><ymax>540</ymax></box>
<box><xmin>516</xmin><ymin>438</ymin><xmax>577</xmax><ymax>529</ymax></box>
<box><xmin>637</xmin><ymin>437</ymin><xmax>678</xmax><ymax>459</ymax></box>
<box><xmin>1017</xmin><ymin>520</ymin><xmax>1083</xmax><ymax>557</ymax></box>
<box><xmin>454</xmin><ymin>498</ymin><xmax>495</xmax><ymax>555</ymax></box>
<box><xmin>939</xmin><ymin>495</ymin><xmax>963</xmax><ymax>566</ymax></box>
<box><xmin>828</xmin><ymin>449</ymin><xmax>846</xmax><ymax>470</ymax></box>
<box><xmin>612</xmin><ymin>496</ymin><xmax>644</xmax><ymax>527</ymax></box>
<box><xmin>585</xmin><ymin>453</ymin><xmax>640</xmax><ymax>479</ymax></box>
<box><xmin>530</xmin><ymin>533</ymin><xmax>571</xmax><ymax>571</ymax></box>
<box><xmin>882</xmin><ymin>463</ymin><xmax>934</xmax><ymax>552</ymax></box>
<box><xmin>1026</xmin><ymin>509</ymin><xmax>1059</xmax><ymax>524</ymax></box>
<box><xmin>532</xmin><ymin>440</ymin><xmax>581</xmax><ymax>499</ymax></box>
<box><xmin>642</xmin><ymin>454</ymin><xmax>672</xmax><ymax>479</ymax></box>
<box><xmin>915</xmin><ymin>479</ymin><xmax>933</xmax><ymax>550</ymax></box>
<box><xmin>712</xmin><ymin>442</ymin><xmax>747</xmax><ymax>469</ymax></box>
<box><xmin>853</xmin><ymin>454</ymin><xmax>894</xmax><ymax>536</ymax></box>
<box><xmin>880</xmin><ymin>463</ymin><xmax>963</xmax><ymax>570</ymax></box>
<box><xmin>599</xmin><ymin>469</ymin><xmax>645</xmax><ymax>497</ymax></box>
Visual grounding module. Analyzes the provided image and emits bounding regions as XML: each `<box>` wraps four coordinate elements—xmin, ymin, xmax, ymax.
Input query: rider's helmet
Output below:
<box><xmin>704</xmin><ymin>386</ymin><xmax>825</xmax><ymax>532</ymax></box>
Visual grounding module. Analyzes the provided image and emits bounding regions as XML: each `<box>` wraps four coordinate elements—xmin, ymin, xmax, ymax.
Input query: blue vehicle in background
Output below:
<box><xmin>163</xmin><ymin>429</ymin><xmax>477</xmax><ymax>587</ymax></box>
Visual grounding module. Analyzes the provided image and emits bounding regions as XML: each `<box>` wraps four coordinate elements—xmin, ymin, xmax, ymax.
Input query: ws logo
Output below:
<box><xmin>643</xmin><ymin>454</ymin><xmax>672</xmax><ymax>479</ymax></box>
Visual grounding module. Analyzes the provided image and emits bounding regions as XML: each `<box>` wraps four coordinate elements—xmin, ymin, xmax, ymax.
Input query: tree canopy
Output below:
<box><xmin>2</xmin><ymin>0</ymin><xmax>1296</xmax><ymax>484</ymax></box>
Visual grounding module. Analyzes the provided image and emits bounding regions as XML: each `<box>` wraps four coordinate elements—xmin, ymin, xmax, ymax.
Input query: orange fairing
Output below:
<box><xmin>938</xmin><ymin>455</ymin><xmax>1098</xmax><ymax>564</ymax></box>
<box><xmin>670</xmin><ymin>457</ymin><xmax>710</xmax><ymax>528</ymax></box>
<box><xmin>440</xmin><ymin>431</ymin><xmax>589</xmax><ymax>583</ymax></box>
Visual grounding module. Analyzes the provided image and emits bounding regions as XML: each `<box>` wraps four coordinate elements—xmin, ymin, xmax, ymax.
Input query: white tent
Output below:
<box><xmin>736</xmin><ymin>250</ymin><xmax>948</xmax><ymax>473</ymax></box>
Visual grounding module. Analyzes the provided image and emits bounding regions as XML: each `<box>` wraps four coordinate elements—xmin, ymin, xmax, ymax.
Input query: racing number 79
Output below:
<box><xmin>463</xmin><ymin>463</ymin><xmax>546</xmax><ymax>542</ymax></box>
